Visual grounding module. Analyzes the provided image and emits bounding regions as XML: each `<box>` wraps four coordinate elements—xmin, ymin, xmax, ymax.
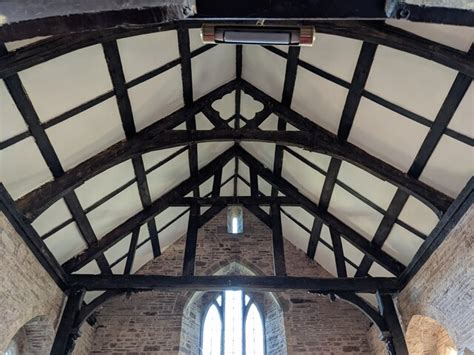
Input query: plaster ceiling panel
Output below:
<box><xmin>337</xmin><ymin>161</ymin><xmax>397</xmax><ymax>210</ymax></box>
<box><xmin>366</xmin><ymin>45</ymin><xmax>457</xmax><ymax>120</ymax></box>
<box><xmin>0</xmin><ymin>137</ymin><xmax>53</xmax><ymax>199</ymax></box>
<box><xmin>222</xmin><ymin>160</ymin><xmax>235</xmax><ymax>182</ymax></box>
<box><xmin>212</xmin><ymin>91</ymin><xmax>235</xmax><ymax>120</ymax></box>
<box><xmin>128</xmin><ymin>65</ymin><xmax>183</xmax><ymax>131</ymax></box>
<box><xmin>155</xmin><ymin>207</ymin><xmax>189</xmax><ymax>233</ymax></box>
<box><xmin>292</xmin><ymin>66</ymin><xmax>348</xmax><ymax>134</ymax></box>
<box><xmin>156</xmin><ymin>209</ymin><xmax>189</xmax><ymax>251</ymax></box>
<box><xmin>346</xmin><ymin>263</ymin><xmax>357</xmax><ymax>278</ymax></box>
<box><xmin>44</xmin><ymin>222</ymin><xmax>86</xmax><ymax>264</ymax></box>
<box><xmin>299</xmin><ymin>33</ymin><xmax>362</xmax><ymax>82</ymax></box>
<box><xmin>0</xmin><ymin>80</ymin><xmax>28</xmax><ymax>142</ymax></box>
<box><xmin>368</xmin><ymin>262</ymin><xmax>396</xmax><ymax>278</ymax></box>
<box><xmin>385</xmin><ymin>20</ymin><xmax>474</xmax><ymax>52</ymax></box>
<box><xmin>87</xmin><ymin>183</ymin><xmax>142</xmax><ymax>238</ymax></box>
<box><xmin>448</xmin><ymin>83</ymin><xmax>474</xmax><ymax>140</ymax></box>
<box><xmin>242</xmin><ymin>45</ymin><xmax>285</xmax><ymax>101</ymax></box>
<box><xmin>192</xmin><ymin>45</ymin><xmax>236</xmax><ymax>100</ymax></box>
<box><xmin>398</xmin><ymin>196</ymin><xmax>439</xmax><ymax>236</ymax></box>
<box><xmin>349</xmin><ymin>97</ymin><xmax>430</xmax><ymax>172</ymax></box>
<box><xmin>104</xmin><ymin>233</ymin><xmax>132</xmax><ymax>265</ymax></box>
<box><xmin>118</xmin><ymin>30</ymin><xmax>179</xmax><ymax>82</ymax></box>
<box><xmin>46</xmin><ymin>97</ymin><xmax>124</xmax><ymax>170</ymax></box>
<box><xmin>131</xmin><ymin>242</ymin><xmax>154</xmax><ymax>274</ymax></box>
<box><xmin>19</xmin><ymin>44</ymin><xmax>113</xmax><ymax>122</ymax></box>
<box><xmin>189</xmin><ymin>28</ymin><xmax>204</xmax><ymax>52</ymax></box>
<box><xmin>31</xmin><ymin>198</ymin><xmax>72</xmax><ymax>236</ymax></box>
<box><xmin>237</xmin><ymin>179</ymin><xmax>250</xmax><ymax>196</ymax></box>
<box><xmin>260</xmin><ymin>206</ymin><xmax>270</xmax><ymax>214</ymax></box>
<box><xmin>382</xmin><ymin>224</ymin><xmax>424</xmax><ymax>266</ymax></box>
<box><xmin>5</xmin><ymin>36</ymin><xmax>49</xmax><ymax>51</ymax></box>
<box><xmin>285</xmin><ymin>147</ymin><xmax>331</xmax><ymax>173</ymax></box>
<box><xmin>273</xmin><ymin>45</ymin><xmax>288</xmax><ymax>53</ymax></box>
<box><xmin>75</xmin><ymin>159</ymin><xmax>135</xmax><ymax>209</ymax></box>
<box><xmin>281</xmin><ymin>212</ymin><xmax>310</xmax><ymax>252</ymax></box>
<box><xmin>240</xmin><ymin>143</ymin><xmax>276</xmax><ymax>171</ymax></box>
<box><xmin>74</xmin><ymin>260</ymin><xmax>101</xmax><ymax>275</ymax></box>
<box><xmin>328</xmin><ymin>185</ymin><xmax>384</xmax><ymax>242</ymax></box>
<box><xmin>142</xmin><ymin>146</ymin><xmax>187</xmax><ymax>171</ymax></box>
<box><xmin>196</xmin><ymin>112</ymin><xmax>214</xmax><ymax>130</ymax></box>
<box><xmin>200</xmin><ymin>176</ymin><xmax>214</xmax><ymax>197</ymax></box>
<box><xmin>240</xmin><ymin>91</ymin><xmax>264</xmax><ymax>120</ymax></box>
<box><xmin>173</xmin><ymin>122</ymin><xmax>187</xmax><ymax>130</ymax></box>
<box><xmin>340</xmin><ymin>238</ymin><xmax>365</xmax><ymax>266</ymax></box>
<box><xmin>84</xmin><ymin>291</ymin><xmax>105</xmax><ymax>304</ymax></box>
<box><xmin>319</xmin><ymin>224</ymin><xmax>333</xmax><ymax>247</ymax></box>
<box><xmin>147</xmin><ymin>150</ymin><xmax>189</xmax><ymax>201</ymax></box>
<box><xmin>258</xmin><ymin>113</ymin><xmax>279</xmax><ymax>131</ymax></box>
<box><xmin>281</xmin><ymin>151</ymin><xmax>325</xmax><ymax>205</ymax></box>
<box><xmin>238</xmin><ymin>160</ymin><xmax>250</xmax><ymax>182</ymax></box>
<box><xmin>315</xmin><ymin>243</ymin><xmax>337</xmax><ymax>277</ymax></box>
<box><xmin>220</xmin><ymin>179</ymin><xmax>234</xmax><ymax>197</ymax></box>
<box><xmin>201</xmin><ymin>206</ymin><xmax>210</xmax><ymax>215</ymax></box>
<box><xmin>258</xmin><ymin>177</ymin><xmax>272</xmax><ymax>196</ymax></box>
<box><xmin>197</xmin><ymin>142</ymin><xmax>234</xmax><ymax>169</ymax></box>
<box><xmin>112</xmin><ymin>259</ymin><xmax>127</xmax><ymax>275</ymax></box>
<box><xmin>357</xmin><ymin>293</ymin><xmax>378</xmax><ymax>307</ymax></box>
<box><xmin>281</xmin><ymin>206</ymin><xmax>314</xmax><ymax>231</ymax></box>
<box><xmin>420</xmin><ymin>136</ymin><xmax>473</xmax><ymax>198</ymax></box>
<box><xmin>137</xmin><ymin>223</ymin><xmax>151</xmax><ymax>245</ymax></box>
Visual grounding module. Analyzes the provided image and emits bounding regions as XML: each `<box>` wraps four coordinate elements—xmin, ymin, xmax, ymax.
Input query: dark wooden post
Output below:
<box><xmin>182</xmin><ymin>203</ymin><xmax>200</xmax><ymax>276</ymax></box>
<box><xmin>377</xmin><ymin>292</ymin><xmax>408</xmax><ymax>355</ymax></box>
<box><xmin>271</xmin><ymin>202</ymin><xmax>286</xmax><ymax>276</ymax></box>
<box><xmin>50</xmin><ymin>288</ymin><xmax>85</xmax><ymax>355</ymax></box>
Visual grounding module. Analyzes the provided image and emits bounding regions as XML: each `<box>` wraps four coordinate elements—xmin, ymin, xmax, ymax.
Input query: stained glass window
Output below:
<box><xmin>201</xmin><ymin>290</ymin><xmax>265</xmax><ymax>355</ymax></box>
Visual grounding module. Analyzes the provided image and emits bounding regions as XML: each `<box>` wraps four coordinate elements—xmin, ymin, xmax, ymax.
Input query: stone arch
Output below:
<box><xmin>3</xmin><ymin>315</ymin><xmax>55</xmax><ymax>354</ymax></box>
<box><xmin>406</xmin><ymin>314</ymin><xmax>458</xmax><ymax>355</ymax></box>
<box><xmin>179</xmin><ymin>260</ymin><xmax>288</xmax><ymax>354</ymax></box>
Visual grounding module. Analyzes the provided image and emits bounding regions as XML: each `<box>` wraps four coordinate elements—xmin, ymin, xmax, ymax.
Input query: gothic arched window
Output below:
<box><xmin>201</xmin><ymin>290</ymin><xmax>265</xmax><ymax>355</ymax></box>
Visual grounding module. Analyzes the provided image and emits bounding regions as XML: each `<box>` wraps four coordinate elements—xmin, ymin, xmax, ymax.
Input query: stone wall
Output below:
<box><xmin>0</xmin><ymin>212</ymin><xmax>64</xmax><ymax>352</ymax></box>
<box><xmin>89</xmin><ymin>208</ymin><xmax>375</xmax><ymax>354</ymax></box>
<box><xmin>397</xmin><ymin>205</ymin><xmax>474</xmax><ymax>353</ymax></box>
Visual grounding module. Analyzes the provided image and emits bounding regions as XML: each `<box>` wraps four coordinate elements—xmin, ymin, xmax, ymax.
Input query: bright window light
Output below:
<box><xmin>227</xmin><ymin>206</ymin><xmax>243</xmax><ymax>234</ymax></box>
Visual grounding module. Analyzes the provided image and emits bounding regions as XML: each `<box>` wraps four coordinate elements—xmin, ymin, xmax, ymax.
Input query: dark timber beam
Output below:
<box><xmin>238</xmin><ymin>79</ymin><xmax>453</xmax><ymax>215</ymax></box>
<box><xmin>124</xmin><ymin>228</ymin><xmax>140</xmax><ymax>275</ymax></box>
<box><xmin>69</xmin><ymin>274</ymin><xmax>400</xmax><ymax>293</ymax></box>
<box><xmin>50</xmin><ymin>289</ymin><xmax>85</xmax><ymax>355</ymax></box>
<box><xmin>271</xmin><ymin>202</ymin><xmax>287</xmax><ymax>276</ymax></box>
<box><xmin>62</xmin><ymin>146</ymin><xmax>236</xmax><ymax>273</ymax></box>
<box><xmin>182</xmin><ymin>203</ymin><xmax>200</xmax><ymax>276</ymax></box>
<box><xmin>377</xmin><ymin>292</ymin><xmax>409</xmax><ymax>355</ymax></box>
<box><xmin>236</xmin><ymin>145</ymin><xmax>405</xmax><ymax>276</ymax></box>
<box><xmin>16</xmin><ymin>80</ymin><xmax>238</xmax><ymax>221</ymax></box>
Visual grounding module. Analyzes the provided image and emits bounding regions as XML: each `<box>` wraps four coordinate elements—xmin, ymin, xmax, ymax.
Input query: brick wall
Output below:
<box><xmin>0</xmin><ymin>212</ymin><xmax>64</xmax><ymax>352</ymax></box>
<box><xmin>397</xmin><ymin>205</ymin><xmax>474</xmax><ymax>354</ymax></box>
<box><xmin>89</xmin><ymin>208</ymin><xmax>375</xmax><ymax>354</ymax></box>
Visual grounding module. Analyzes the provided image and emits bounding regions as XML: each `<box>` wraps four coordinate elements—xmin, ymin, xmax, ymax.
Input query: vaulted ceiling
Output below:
<box><xmin>1</xmin><ymin>20</ymin><xmax>473</xmax><ymax>305</ymax></box>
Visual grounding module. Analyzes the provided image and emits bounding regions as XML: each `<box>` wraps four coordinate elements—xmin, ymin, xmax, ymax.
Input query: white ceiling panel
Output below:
<box><xmin>398</xmin><ymin>196</ymin><xmax>439</xmax><ymax>236</ymax></box>
<box><xmin>142</xmin><ymin>146</ymin><xmax>187</xmax><ymax>171</ymax></box>
<box><xmin>240</xmin><ymin>91</ymin><xmax>264</xmax><ymax>119</ymax></box>
<box><xmin>84</xmin><ymin>291</ymin><xmax>105</xmax><ymax>304</ymax></box>
<box><xmin>44</xmin><ymin>222</ymin><xmax>86</xmax><ymax>264</ymax></box>
<box><xmin>104</xmin><ymin>233</ymin><xmax>132</xmax><ymax>265</ymax></box>
<box><xmin>292</xmin><ymin>66</ymin><xmax>348</xmax><ymax>134</ymax></box>
<box><xmin>328</xmin><ymin>185</ymin><xmax>384</xmax><ymax>242</ymax></box>
<box><xmin>75</xmin><ymin>159</ymin><xmax>135</xmax><ymax>209</ymax></box>
<box><xmin>87</xmin><ymin>183</ymin><xmax>142</xmax><ymax>238</ymax></box>
<box><xmin>320</xmin><ymin>224</ymin><xmax>333</xmax><ymax>247</ymax></box>
<box><xmin>285</xmin><ymin>147</ymin><xmax>331</xmax><ymax>173</ymax></box>
<box><xmin>5</xmin><ymin>36</ymin><xmax>49</xmax><ymax>51</ymax></box>
<box><xmin>315</xmin><ymin>243</ymin><xmax>337</xmax><ymax>277</ymax></box>
<box><xmin>46</xmin><ymin>98</ymin><xmax>124</xmax><ymax>170</ymax></box>
<box><xmin>222</xmin><ymin>160</ymin><xmax>235</xmax><ymax>182</ymax></box>
<box><xmin>155</xmin><ymin>207</ymin><xmax>189</xmax><ymax>231</ymax></box>
<box><xmin>118</xmin><ymin>30</ymin><xmax>179</xmax><ymax>81</ymax></box>
<box><xmin>196</xmin><ymin>112</ymin><xmax>214</xmax><ymax>130</ymax></box>
<box><xmin>192</xmin><ymin>45</ymin><xmax>236</xmax><ymax>100</ymax></box>
<box><xmin>349</xmin><ymin>97</ymin><xmax>430</xmax><ymax>172</ymax></box>
<box><xmin>237</xmin><ymin>179</ymin><xmax>250</xmax><ymax>196</ymax></box>
<box><xmin>128</xmin><ymin>65</ymin><xmax>183</xmax><ymax>131</ymax></box>
<box><xmin>112</xmin><ymin>259</ymin><xmax>127</xmax><ymax>275</ymax></box>
<box><xmin>197</xmin><ymin>142</ymin><xmax>234</xmax><ymax>169</ymax></box>
<box><xmin>0</xmin><ymin>80</ymin><xmax>28</xmax><ymax>142</ymax></box>
<box><xmin>258</xmin><ymin>177</ymin><xmax>272</xmax><ymax>196</ymax></box>
<box><xmin>19</xmin><ymin>44</ymin><xmax>113</xmax><ymax>122</ymax></box>
<box><xmin>238</xmin><ymin>160</ymin><xmax>250</xmax><ymax>181</ymax></box>
<box><xmin>337</xmin><ymin>161</ymin><xmax>397</xmax><ymax>210</ymax></box>
<box><xmin>189</xmin><ymin>28</ymin><xmax>204</xmax><ymax>52</ymax></box>
<box><xmin>420</xmin><ymin>136</ymin><xmax>474</xmax><ymax>198</ymax></box>
<box><xmin>242</xmin><ymin>45</ymin><xmax>285</xmax><ymax>101</ymax></box>
<box><xmin>31</xmin><ymin>198</ymin><xmax>72</xmax><ymax>236</ymax></box>
<box><xmin>200</xmin><ymin>176</ymin><xmax>214</xmax><ymax>197</ymax></box>
<box><xmin>385</xmin><ymin>20</ymin><xmax>474</xmax><ymax>52</ymax></box>
<box><xmin>299</xmin><ymin>33</ymin><xmax>362</xmax><ymax>82</ymax></box>
<box><xmin>212</xmin><ymin>91</ymin><xmax>235</xmax><ymax>120</ymax></box>
<box><xmin>382</xmin><ymin>224</ymin><xmax>424</xmax><ymax>266</ymax></box>
<box><xmin>281</xmin><ymin>212</ymin><xmax>310</xmax><ymax>252</ymax></box>
<box><xmin>281</xmin><ymin>206</ymin><xmax>314</xmax><ymax>231</ymax></box>
<box><xmin>366</xmin><ymin>45</ymin><xmax>457</xmax><ymax>120</ymax></box>
<box><xmin>240</xmin><ymin>142</ymin><xmax>275</xmax><ymax>171</ymax></box>
<box><xmin>147</xmin><ymin>151</ymin><xmax>189</xmax><ymax>201</ymax></box>
<box><xmin>346</xmin><ymin>263</ymin><xmax>357</xmax><ymax>278</ymax></box>
<box><xmin>259</xmin><ymin>113</ymin><xmax>279</xmax><ymax>131</ymax></box>
<box><xmin>156</xmin><ymin>209</ymin><xmax>189</xmax><ymax>250</ymax></box>
<box><xmin>281</xmin><ymin>151</ymin><xmax>325</xmax><ymax>204</ymax></box>
<box><xmin>220</xmin><ymin>179</ymin><xmax>234</xmax><ymax>196</ymax></box>
<box><xmin>340</xmin><ymin>238</ymin><xmax>365</xmax><ymax>265</ymax></box>
<box><xmin>0</xmin><ymin>137</ymin><xmax>53</xmax><ymax>199</ymax></box>
<box><xmin>368</xmin><ymin>262</ymin><xmax>396</xmax><ymax>278</ymax></box>
<box><xmin>132</xmin><ymin>242</ymin><xmax>154</xmax><ymax>274</ymax></box>
<box><xmin>74</xmin><ymin>260</ymin><xmax>101</xmax><ymax>275</ymax></box>
<box><xmin>448</xmin><ymin>83</ymin><xmax>474</xmax><ymax>139</ymax></box>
